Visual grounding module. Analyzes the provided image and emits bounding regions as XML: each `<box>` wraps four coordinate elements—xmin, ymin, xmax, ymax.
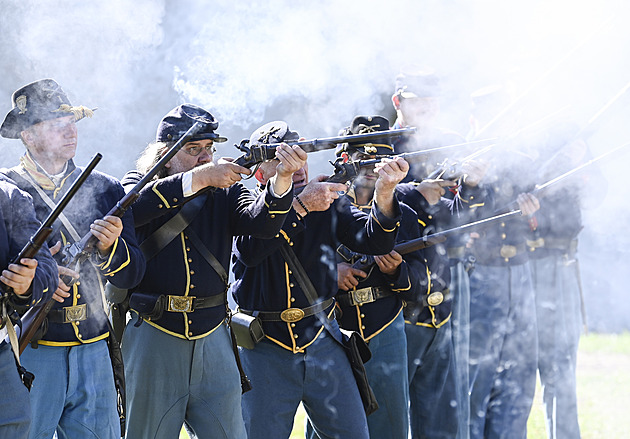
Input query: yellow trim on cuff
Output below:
<box><xmin>152</xmin><ymin>184</ymin><xmax>171</xmax><ymax>208</ymax></box>
<box><xmin>103</xmin><ymin>238</ymin><xmax>131</xmax><ymax>276</ymax></box>
<box><xmin>371</xmin><ymin>211</ymin><xmax>398</xmax><ymax>232</ymax></box>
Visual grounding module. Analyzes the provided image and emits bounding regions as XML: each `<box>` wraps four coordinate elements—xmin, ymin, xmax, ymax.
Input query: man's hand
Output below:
<box><xmin>272</xmin><ymin>144</ymin><xmax>308</xmax><ymax>195</ymax></box>
<box><xmin>337</xmin><ymin>262</ymin><xmax>368</xmax><ymax>291</ymax></box>
<box><xmin>460</xmin><ymin>159</ymin><xmax>489</xmax><ymax>187</ymax></box>
<box><xmin>1</xmin><ymin>258</ymin><xmax>38</xmax><ymax>296</ymax></box>
<box><xmin>415</xmin><ymin>179</ymin><xmax>456</xmax><ymax>205</ymax></box>
<box><xmin>517</xmin><ymin>193</ymin><xmax>540</xmax><ymax>216</ymax></box>
<box><xmin>49</xmin><ymin>241</ymin><xmax>79</xmax><ymax>303</ymax></box>
<box><xmin>293</xmin><ymin>175</ymin><xmax>347</xmax><ymax>216</ymax></box>
<box><xmin>91</xmin><ymin>215</ymin><xmax>123</xmax><ymax>255</ymax></box>
<box><xmin>191</xmin><ymin>160</ymin><xmax>252</xmax><ymax>192</ymax></box>
<box><xmin>374</xmin><ymin>250</ymin><xmax>403</xmax><ymax>276</ymax></box>
<box><xmin>374</xmin><ymin>157</ymin><xmax>409</xmax><ymax>217</ymax></box>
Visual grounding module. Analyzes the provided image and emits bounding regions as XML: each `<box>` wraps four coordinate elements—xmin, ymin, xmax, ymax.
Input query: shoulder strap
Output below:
<box><xmin>11</xmin><ymin>167</ymin><xmax>81</xmax><ymax>242</ymax></box>
<box><xmin>139</xmin><ymin>194</ymin><xmax>207</xmax><ymax>261</ymax></box>
<box><xmin>186</xmin><ymin>228</ymin><xmax>228</xmax><ymax>286</ymax></box>
<box><xmin>278</xmin><ymin>243</ymin><xmax>344</xmax><ymax>344</ymax></box>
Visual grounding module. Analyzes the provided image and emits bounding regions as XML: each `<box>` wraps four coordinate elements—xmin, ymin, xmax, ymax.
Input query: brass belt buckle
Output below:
<box><xmin>167</xmin><ymin>295</ymin><xmax>195</xmax><ymax>312</ymax></box>
<box><xmin>280</xmin><ymin>308</ymin><xmax>305</xmax><ymax>322</ymax></box>
<box><xmin>350</xmin><ymin>287</ymin><xmax>376</xmax><ymax>306</ymax></box>
<box><xmin>500</xmin><ymin>245</ymin><xmax>517</xmax><ymax>260</ymax></box>
<box><xmin>427</xmin><ymin>291</ymin><xmax>444</xmax><ymax>306</ymax></box>
<box><xmin>63</xmin><ymin>304</ymin><xmax>87</xmax><ymax>323</ymax></box>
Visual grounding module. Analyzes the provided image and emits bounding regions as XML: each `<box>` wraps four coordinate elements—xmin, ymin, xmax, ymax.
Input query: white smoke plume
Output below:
<box><xmin>0</xmin><ymin>0</ymin><xmax>629</xmax><ymax>330</ymax></box>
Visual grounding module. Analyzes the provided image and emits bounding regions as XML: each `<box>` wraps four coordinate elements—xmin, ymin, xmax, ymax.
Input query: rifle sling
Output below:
<box><xmin>139</xmin><ymin>192</ymin><xmax>228</xmax><ymax>285</ymax></box>
<box><xmin>278</xmin><ymin>243</ymin><xmax>340</xmax><ymax>344</ymax></box>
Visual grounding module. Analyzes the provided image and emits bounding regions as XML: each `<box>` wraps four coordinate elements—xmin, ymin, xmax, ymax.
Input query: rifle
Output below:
<box><xmin>341</xmin><ymin>141</ymin><xmax>630</xmax><ymax>275</ymax></box>
<box><xmin>326</xmin><ymin>137</ymin><xmax>495</xmax><ymax>184</ymax></box>
<box><xmin>233</xmin><ymin>126</ymin><xmax>417</xmax><ymax>169</ymax></box>
<box><xmin>21</xmin><ymin>120</ymin><xmax>206</xmax><ymax>352</ymax></box>
<box><xmin>11</xmin><ymin>153</ymin><xmax>102</xmax><ymax>354</ymax></box>
<box><xmin>60</xmin><ymin>121</ymin><xmax>204</xmax><ymax>276</ymax></box>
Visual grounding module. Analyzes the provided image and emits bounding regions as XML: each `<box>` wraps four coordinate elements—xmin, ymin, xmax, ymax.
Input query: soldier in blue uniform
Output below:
<box><xmin>527</xmin><ymin>128</ymin><xmax>594</xmax><ymax>439</ymax></box>
<box><xmin>232</xmin><ymin>120</ymin><xmax>408</xmax><ymax>439</ymax></box>
<box><xmin>464</xmin><ymin>150</ymin><xmax>541</xmax><ymax>439</ymax></box>
<box><xmin>0</xmin><ymin>177</ymin><xmax>58</xmax><ymax>439</ymax></box>
<box><xmin>0</xmin><ymin>79</ymin><xmax>146</xmax><ymax>438</ymax></box>
<box><xmin>393</xmin><ymin>70</ymin><xmax>473</xmax><ymax>438</ymax></box>
<box><xmin>120</xmin><ymin>106</ymin><xmax>306</xmax><ymax>439</ymax></box>
<box><xmin>330</xmin><ymin>115</ymin><xmax>428</xmax><ymax>438</ymax></box>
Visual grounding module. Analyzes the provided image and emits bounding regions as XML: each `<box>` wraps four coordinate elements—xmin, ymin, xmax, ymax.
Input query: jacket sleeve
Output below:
<box><xmin>6</xmin><ymin>186</ymin><xmax>58</xmax><ymax>309</ymax></box>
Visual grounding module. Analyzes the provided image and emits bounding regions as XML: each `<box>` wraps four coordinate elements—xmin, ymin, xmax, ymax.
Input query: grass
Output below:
<box><xmin>180</xmin><ymin>332</ymin><xmax>630</xmax><ymax>438</ymax></box>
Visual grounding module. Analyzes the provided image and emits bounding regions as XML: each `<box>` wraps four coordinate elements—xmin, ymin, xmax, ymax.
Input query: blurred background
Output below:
<box><xmin>1</xmin><ymin>0</ymin><xmax>629</xmax><ymax>331</ymax></box>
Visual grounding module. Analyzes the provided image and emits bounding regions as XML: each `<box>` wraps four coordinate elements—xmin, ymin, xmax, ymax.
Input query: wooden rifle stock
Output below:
<box><xmin>12</xmin><ymin>153</ymin><xmax>102</xmax><ymax>354</ymax></box>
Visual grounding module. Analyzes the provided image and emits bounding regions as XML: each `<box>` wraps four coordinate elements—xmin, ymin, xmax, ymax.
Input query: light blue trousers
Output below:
<box><xmin>0</xmin><ymin>342</ymin><xmax>31</xmax><ymax>439</ymax></box>
<box><xmin>21</xmin><ymin>340</ymin><xmax>119</xmax><ymax>439</ymax></box>
<box><xmin>240</xmin><ymin>327</ymin><xmax>369</xmax><ymax>439</ymax></box>
<box><xmin>122</xmin><ymin>314</ymin><xmax>246</xmax><ymax>439</ymax></box>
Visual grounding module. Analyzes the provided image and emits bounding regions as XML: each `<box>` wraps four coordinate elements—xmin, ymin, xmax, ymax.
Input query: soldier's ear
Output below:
<box><xmin>20</xmin><ymin>129</ymin><xmax>34</xmax><ymax>147</ymax></box>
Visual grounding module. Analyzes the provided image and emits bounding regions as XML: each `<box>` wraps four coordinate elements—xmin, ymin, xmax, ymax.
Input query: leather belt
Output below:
<box><xmin>241</xmin><ymin>298</ymin><xmax>334</xmax><ymax>323</ymax></box>
<box><xmin>48</xmin><ymin>304</ymin><xmax>88</xmax><ymax>323</ymax></box>
<box><xmin>336</xmin><ymin>286</ymin><xmax>393</xmax><ymax>307</ymax></box>
<box><xmin>473</xmin><ymin>243</ymin><xmax>527</xmax><ymax>265</ymax></box>
<box><xmin>165</xmin><ymin>294</ymin><xmax>225</xmax><ymax>313</ymax></box>
<box><xmin>526</xmin><ymin>237</ymin><xmax>577</xmax><ymax>253</ymax></box>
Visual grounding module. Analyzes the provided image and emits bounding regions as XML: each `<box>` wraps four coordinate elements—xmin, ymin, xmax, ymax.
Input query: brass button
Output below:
<box><xmin>76</xmin><ymin>294</ymin><xmax>81</xmax><ymax>299</ymax></box>
<box><xmin>288</xmin><ymin>270</ymin><xmax>292</xmax><ymax>274</ymax></box>
<box><xmin>361</xmin><ymin>325</ymin><xmax>365</xmax><ymax>330</ymax></box>
<box><xmin>188</xmin><ymin>320</ymin><xmax>193</xmax><ymax>324</ymax></box>
<box><xmin>75</xmin><ymin>321</ymin><xmax>80</xmax><ymax>326</ymax></box>
<box><xmin>360</xmin><ymin>314</ymin><xmax>365</xmax><ymax>318</ymax></box>
<box><xmin>190</xmin><ymin>270</ymin><xmax>195</xmax><ymax>275</ymax></box>
<box><xmin>190</xmin><ymin>284</ymin><xmax>195</xmax><ymax>289</ymax></box>
<box><xmin>294</xmin><ymin>334</ymin><xmax>299</xmax><ymax>338</ymax></box>
<box><xmin>275</xmin><ymin>234</ymin><xmax>280</xmax><ymax>238</ymax></box>
<box><xmin>428</xmin><ymin>215</ymin><xmax>433</xmax><ymax>219</ymax></box>
<box><xmin>78</xmin><ymin>333</ymin><xmax>82</xmax><ymax>339</ymax></box>
<box><xmin>292</xmin><ymin>222</ymin><xmax>297</xmax><ymax>227</ymax></box>
<box><xmin>270</xmin><ymin>214</ymin><xmax>276</xmax><ymax>219</ymax></box>
<box><xmin>289</xmin><ymin>242</ymin><xmax>294</xmax><ymax>246</ymax></box>
<box><xmin>173</xmin><ymin>198</ymin><xmax>178</xmax><ymax>203</ymax></box>
<box><xmin>188</xmin><ymin>332</ymin><xmax>193</xmax><ymax>336</ymax></box>
<box><xmin>188</xmin><ymin>258</ymin><xmax>192</xmax><ymax>263</ymax></box>
<box><xmin>185</xmin><ymin>235</ymin><xmax>189</xmax><ymax>239</ymax></box>
<box><xmin>291</xmin><ymin>297</ymin><xmax>296</xmax><ymax>302</ymax></box>
<box><xmin>186</xmin><ymin>247</ymin><xmax>191</xmax><ymax>251</ymax></box>
<box><xmin>291</xmin><ymin>323</ymin><xmax>296</xmax><ymax>327</ymax></box>
<box><xmin>158</xmin><ymin>204</ymin><xmax>163</xmax><ymax>209</ymax></box>
<box><xmin>501</xmin><ymin>233</ymin><xmax>507</xmax><ymax>240</ymax></box>
<box><xmin>500</xmin><ymin>222</ymin><xmax>506</xmax><ymax>227</ymax></box>
<box><xmin>289</xmin><ymin>283</ymin><xmax>294</xmax><ymax>288</ymax></box>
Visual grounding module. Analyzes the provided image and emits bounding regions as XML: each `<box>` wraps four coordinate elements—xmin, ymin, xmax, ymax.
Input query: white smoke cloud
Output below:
<box><xmin>0</xmin><ymin>0</ymin><xmax>629</xmax><ymax>330</ymax></box>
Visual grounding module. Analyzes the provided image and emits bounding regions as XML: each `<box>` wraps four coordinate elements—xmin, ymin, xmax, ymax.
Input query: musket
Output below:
<box><xmin>344</xmin><ymin>140</ymin><xmax>630</xmax><ymax>274</ymax></box>
<box><xmin>11</xmin><ymin>153</ymin><xmax>102</xmax><ymax>354</ymax></box>
<box><xmin>60</xmin><ymin>121</ymin><xmax>204</xmax><ymax>277</ymax></box>
<box><xmin>232</xmin><ymin>126</ymin><xmax>417</xmax><ymax>169</ymax></box>
<box><xmin>342</xmin><ymin>210</ymin><xmax>520</xmax><ymax>275</ymax></box>
<box><xmin>326</xmin><ymin>138</ymin><xmax>496</xmax><ymax>184</ymax></box>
